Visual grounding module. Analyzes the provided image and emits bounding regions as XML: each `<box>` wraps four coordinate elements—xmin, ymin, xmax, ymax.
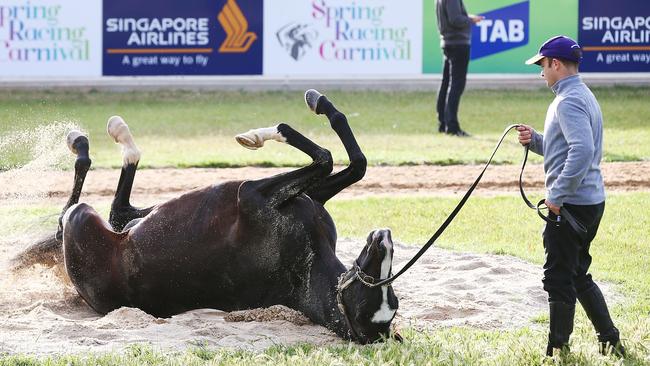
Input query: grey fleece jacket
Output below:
<box><xmin>529</xmin><ymin>74</ymin><xmax>605</xmax><ymax>206</ymax></box>
<box><xmin>436</xmin><ymin>0</ymin><xmax>472</xmax><ymax>46</ymax></box>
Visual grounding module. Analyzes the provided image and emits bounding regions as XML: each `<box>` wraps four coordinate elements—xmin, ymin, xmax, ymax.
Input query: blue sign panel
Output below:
<box><xmin>579</xmin><ymin>0</ymin><xmax>650</xmax><ymax>72</ymax></box>
<box><xmin>470</xmin><ymin>1</ymin><xmax>529</xmax><ymax>60</ymax></box>
<box><xmin>103</xmin><ymin>0</ymin><xmax>263</xmax><ymax>75</ymax></box>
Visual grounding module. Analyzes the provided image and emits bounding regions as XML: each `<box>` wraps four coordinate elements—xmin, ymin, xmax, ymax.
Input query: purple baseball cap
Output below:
<box><xmin>525</xmin><ymin>35</ymin><xmax>583</xmax><ymax>65</ymax></box>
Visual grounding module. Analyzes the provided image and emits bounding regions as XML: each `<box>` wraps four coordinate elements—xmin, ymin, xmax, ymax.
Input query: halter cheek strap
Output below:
<box><xmin>336</xmin><ymin>267</ymin><xmax>362</xmax><ymax>342</ymax></box>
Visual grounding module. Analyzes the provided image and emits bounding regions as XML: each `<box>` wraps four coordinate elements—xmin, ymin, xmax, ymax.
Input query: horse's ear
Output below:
<box><xmin>392</xmin><ymin>331</ymin><xmax>403</xmax><ymax>342</ymax></box>
<box><xmin>391</xmin><ymin>324</ymin><xmax>403</xmax><ymax>342</ymax></box>
<box><xmin>366</xmin><ymin>231</ymin><xmax>374</xmax><ymax>243</ymax></box>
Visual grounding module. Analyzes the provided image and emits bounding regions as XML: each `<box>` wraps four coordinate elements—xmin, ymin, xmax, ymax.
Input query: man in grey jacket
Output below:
<box><xmin>517</xmin><ymin>35</ymin><xmax>624</xmax><ymax>357</ymax></box>
<box><xmin>435</xmin><ymin>0</ymin><xmax>483</xmax><ymax>136</ymax></box>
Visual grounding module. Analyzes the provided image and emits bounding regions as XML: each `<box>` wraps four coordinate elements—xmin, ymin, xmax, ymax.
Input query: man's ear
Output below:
<box><xmin>552</xmin><ymin>58</ymin><xmax>562</xmax><ymax>71</ymax></box>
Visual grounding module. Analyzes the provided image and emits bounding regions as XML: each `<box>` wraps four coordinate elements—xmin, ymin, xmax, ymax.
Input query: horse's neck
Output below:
<box><xmin>297</xmin><ymin>254</ymin><xmax>351</xmax><ymax>339</ymax></box>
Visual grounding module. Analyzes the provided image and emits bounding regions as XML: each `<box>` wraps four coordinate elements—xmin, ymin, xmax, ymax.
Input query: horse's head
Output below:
<box><xmin>337</xmin><ymin>228</ymin><xmax>400</xmax><ymax>344</ymax></box>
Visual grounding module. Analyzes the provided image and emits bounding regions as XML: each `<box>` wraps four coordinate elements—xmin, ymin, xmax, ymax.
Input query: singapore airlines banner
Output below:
<box><xmin>103</xmin><ymin>0</ymin><xmax>263</xmax><ymax>75</ymax></box>
<box><xmin>263</xmin><ymin>0</ymin><xmax>422</xmax><ymax>75</ymax></box>
<box><xmin>578</xmin><ymin>0</ymin><xmax>650</xmax><ymax>72</ymax></box>
<box><xmin>0</xmin><ymin>0</ymin><xmax>101</xmax><ymax>77</ymax></box>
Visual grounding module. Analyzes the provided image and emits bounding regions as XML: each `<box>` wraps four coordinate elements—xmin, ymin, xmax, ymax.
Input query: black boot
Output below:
<box><xmin>546</xmin><ymin>301</ymin><xmax>575</xmax><ymax>356</ymax></box>
<box><xmin>578</xmin><ymin>285</ymin><xmax>625</xmax><ymax>357</ymax></box>
<box><xmin>438</xmin><ymin>122</ymin><xmax>446</xmax><ymax>133</ymax></box>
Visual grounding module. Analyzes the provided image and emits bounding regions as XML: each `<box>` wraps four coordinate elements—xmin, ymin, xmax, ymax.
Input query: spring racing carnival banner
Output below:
<box><xmin>0</xmin><ymin>0</ymin><xmax>101</xmax><ymax>77</ymax></box>
<box><xmin>578</xmin><ymin>0</ymin><xmax>650</xmax><ymax>72</ymax></box>
<box><xmin>103</xmin><ymin>0</ymin><xmax>263</xmax><ymax>75</ymax></box>
<box><xmin>263</xmin><ymin>0</ymin><xmax>422</xmax><ymax>75</ymax></box>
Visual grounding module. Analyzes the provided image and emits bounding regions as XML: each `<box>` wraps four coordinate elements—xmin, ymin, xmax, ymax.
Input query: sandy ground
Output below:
<box><xmin>0</xmin><ymin>162</ymin><xmax>644</xmax><ymax>355</ymax></box>
<box><xmin>2</xmin><ymin>236</ymin><xmax>605</xmax><ymax>356</ymax></box>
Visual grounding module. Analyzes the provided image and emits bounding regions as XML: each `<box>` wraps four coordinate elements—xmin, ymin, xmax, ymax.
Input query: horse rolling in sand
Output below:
<box><xmin>36</xmin><ymin>90</ymin><xmax>400</xmax><ymax>343</ymax></box>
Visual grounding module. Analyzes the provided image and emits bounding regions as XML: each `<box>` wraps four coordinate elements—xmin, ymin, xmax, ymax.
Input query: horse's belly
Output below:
<box><xmin>118</xmin><ymin>226</ymin><xmax>299</xmax><ymax>312</ymax></box>
<box><xmin>110</xmin><ymin>187</ymin><xmax>333</xmax><ymax>316</ymax></box>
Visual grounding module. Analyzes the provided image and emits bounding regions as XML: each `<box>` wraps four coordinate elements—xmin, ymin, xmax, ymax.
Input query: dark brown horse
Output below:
<box><xmin>47</xmin><ymin>90</ymin><xmax>399</xmax><ymax>343</ymax></box>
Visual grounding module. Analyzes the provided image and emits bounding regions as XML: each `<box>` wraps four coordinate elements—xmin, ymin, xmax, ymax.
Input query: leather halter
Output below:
<box><xmin>335</xmin><ymin>261</ymin><xmax>391</xmax><ymax>343</ymax></box>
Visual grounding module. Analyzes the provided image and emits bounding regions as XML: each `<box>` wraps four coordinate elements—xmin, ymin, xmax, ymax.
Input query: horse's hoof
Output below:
<box><xmin>107</xmin><ymin>116</ymin><xmax>132</xmax><ymax>144</ymax></box>
<box><xmin>235</xmin><ymin>132</ymin><xmax>262</xmax><ymax>150</ymax></box>
<box><xmin>304</xmin><ymin>89</ymin><xmax>324</xmax><ymax>114</ymax></box>
<box><xmin>235</xmin><ymin>126</ymin><xmax>287</xmax><ymax>150</ymax></box>
<box><xmin>66</xmin><ymin>130</ymin><xmax>87</xmax><ymax>154</ymax></box>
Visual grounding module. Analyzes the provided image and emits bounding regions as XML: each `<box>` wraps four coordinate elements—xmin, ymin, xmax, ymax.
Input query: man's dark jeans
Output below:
<box><xmin>436</xmin><ymin>44</ymin><xmax>470</xmax><ymax>133</ymax></box>
<box><xmin>543</xmin><ymin>202</ymin><xmax>606</xmax><ymax>304</ymax></box>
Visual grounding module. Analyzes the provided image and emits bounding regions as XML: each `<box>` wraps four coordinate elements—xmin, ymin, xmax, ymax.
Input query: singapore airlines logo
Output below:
<box><xmin>218</xmin><ymin>0</ymin><xmax>257</xmax><ymax>53</ymax></box>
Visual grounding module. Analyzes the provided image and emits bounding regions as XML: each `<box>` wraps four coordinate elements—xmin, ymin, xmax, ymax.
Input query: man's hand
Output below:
<box><xmin>545</xmin><ymin>199</ymin><xmax>561</xmax><ymax>215</ymax></box>
<box><xmin>469</xmin><ymin>14</ymin><xmax>485</xmax><ymax>24</ymax></box>
<box><xmin>517</xmin><ymin>125</ymin><xmax>534</xmax><ymax>146</ymax></box>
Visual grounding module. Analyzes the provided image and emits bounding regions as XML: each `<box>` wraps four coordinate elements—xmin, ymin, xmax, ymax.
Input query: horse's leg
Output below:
<box><xmin>235</xmin><ymin>123</ymin><xmax>332</xmax><ymax>207</ymax></box>
<box><xmin>12</xmin><ymin>130</ymin><xmax>90</xmax><ymax>270</ymax></box>
<box><xmin>55</xmin><ymin>130</ymin><xmax>92</xmax><ymax>241</ymax></box>
<box><xmin>61</xmin><ymin>202</ymin><xmax>125</xmax><ymax>314</ymax></box>
<box><xmin>304</xmin><ymin>89</ymin><xmax>367</xmax><ymax>204</ymax></box>
<box><xmin>106</xmin><ymin>116</ymin><xmax>154</xmax><ymax>232</ymax></box>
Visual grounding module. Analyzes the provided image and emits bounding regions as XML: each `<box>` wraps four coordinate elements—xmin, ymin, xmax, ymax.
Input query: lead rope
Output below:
<box><xmin>518</xmin><ymin>145</ymin><xmax>587</xmax><ymax>234</ymax></box>
<box><xmin>367</xmin><ymin>124</ymin><xmax>520</xmax><ymax>288</ymax></box>
<box><xmin>365</xmin><ymin>124</ymin><xmax>586</xmax><ymax>289</ymax></box>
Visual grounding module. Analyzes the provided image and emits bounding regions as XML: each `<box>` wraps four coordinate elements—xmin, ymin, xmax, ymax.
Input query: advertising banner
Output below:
<box><xmin>579</xmin><ymin>0</ymin><xmax>650</xmax><ymax>72</ymax></box>
<box><xmin>103</xmin><ymin>0</ymin><xmax>263</xmax><ymax>75</ymax></box>
<box><xmin>0</xmin><ymin>0</ymin><xmax>101</xmax><ymax>77</ymax></box>
<box><xmin>264</xmin><ymin>0</ymin><xmax>422</xmax><ymax>75</ymax></box>
<box><xmin>470</xmin><ymin>1</ymin><xmax>529</xmax><ymax>60</ymax></box>
<box><xmin>423</xmin><ymin>0</ymin><xmax>577</xmax><ymax>74</ymax></box>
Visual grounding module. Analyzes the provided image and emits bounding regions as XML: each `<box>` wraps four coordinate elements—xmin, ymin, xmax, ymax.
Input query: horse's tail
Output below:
<box><xmin>9</xmin><ymin>234</ymin><xmax>63</xmax><ymax>272</ymax></box>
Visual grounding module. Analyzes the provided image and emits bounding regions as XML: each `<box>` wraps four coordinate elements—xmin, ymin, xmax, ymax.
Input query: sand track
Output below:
<box><xmin>3</xmin><ymin>238</ymin><xmax>614</xmax><ymax>355</ymax></box>
<box><xmin>1</xmin><ymin>162</ymin><xmax>648</xmax><ymax>204</ymax></box>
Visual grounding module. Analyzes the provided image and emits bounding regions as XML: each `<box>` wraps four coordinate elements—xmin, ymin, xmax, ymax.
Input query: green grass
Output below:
<box><xmin>1</xmin><ymin>88</ymin><xmax>649</xmax><ymax>169</ymax></box>
<box><xmin>1</xmin><ymin>193</ymin><xmax>649</xmax><ymax>365</ymax></box>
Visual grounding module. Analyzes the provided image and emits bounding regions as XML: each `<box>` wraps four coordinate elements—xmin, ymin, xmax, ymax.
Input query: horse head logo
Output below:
<box><xmin>276</xmin><ymin>22</ymin><xmax>318</xmax><ymax>61</ymax></box>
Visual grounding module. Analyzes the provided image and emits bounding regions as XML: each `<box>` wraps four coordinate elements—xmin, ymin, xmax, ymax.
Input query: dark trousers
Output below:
<box><xmin>436</xmin><ymin>45</ymin><xmax>470</xmax><ymax>133</ymax></box>
<box><xmin>543</xmin><ymin>202</ymin><xmax>606</xmax><ymax>304</ymax></box>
